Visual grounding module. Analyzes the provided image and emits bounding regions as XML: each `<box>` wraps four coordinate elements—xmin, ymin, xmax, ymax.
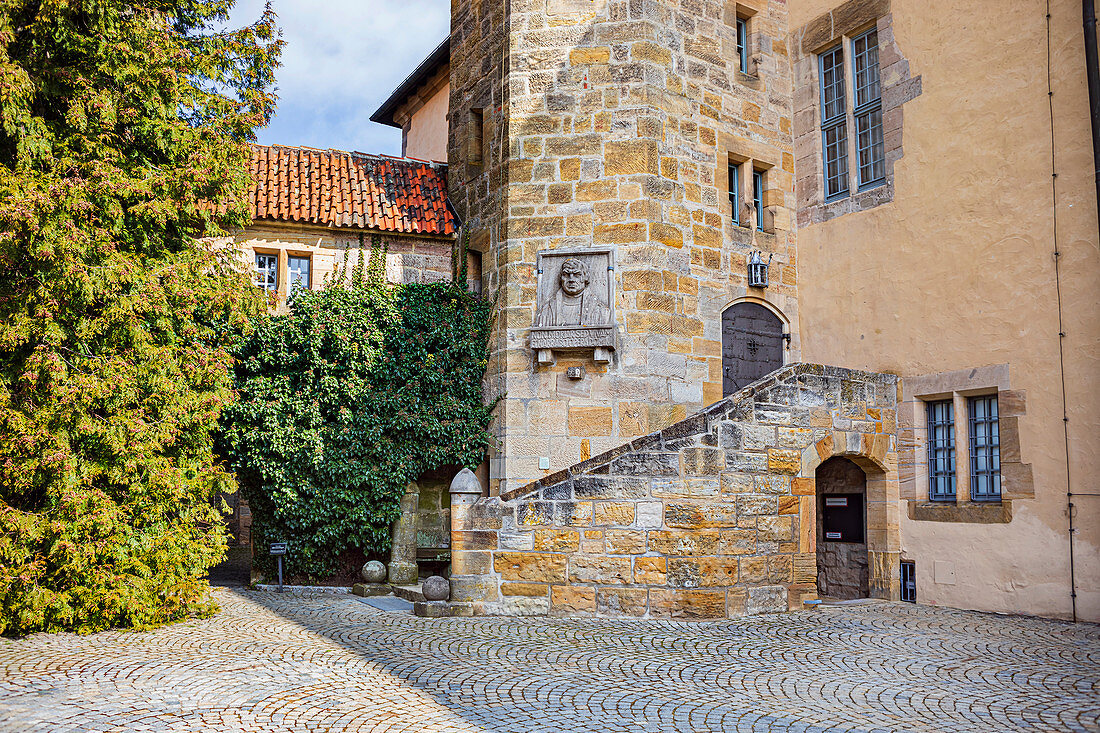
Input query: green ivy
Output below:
<box><xmin>219</xmin><ymin>258</ymin><xmax>495</xmax><ymax>579</ymax></box>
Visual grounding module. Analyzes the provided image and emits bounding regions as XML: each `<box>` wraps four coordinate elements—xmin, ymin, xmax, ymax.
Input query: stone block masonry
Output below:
<box><xmin>450</xmin><ymin>0</ymin><xmax>804</xmax><ymax>497</ymax></box>
<box><xmin>447</xmin><ymin>363</ymin><xmax>899</xmax><ymax>619</ymax></box>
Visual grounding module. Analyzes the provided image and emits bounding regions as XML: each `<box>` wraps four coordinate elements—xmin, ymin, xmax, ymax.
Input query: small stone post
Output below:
<box><xmin>444</xmin><ymin>467</ymin><xmax>494</xmax><ymax>617</ymax></box>
<box><xmin>388</xmin><ymin>481</ymin><xmax>419</xmax><ymax>585</ymax></box>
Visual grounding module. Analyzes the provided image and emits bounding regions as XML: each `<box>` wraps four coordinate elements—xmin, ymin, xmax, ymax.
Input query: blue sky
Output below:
<box><xmin>228</xmin><ymin>0</ymin><xmax>450</xmax><ymax>157</ymax></box>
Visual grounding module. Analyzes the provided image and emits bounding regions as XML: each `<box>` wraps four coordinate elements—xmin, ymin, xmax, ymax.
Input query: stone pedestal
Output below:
<box><xmin>388</xmin><ymin>481</ymin><xmax>419</xmax><ymax>585</ymax></box>
<box><xmin>444</xmin><ymin>467</ymin><xmax>489</xmax><ymax>615</ymax></box>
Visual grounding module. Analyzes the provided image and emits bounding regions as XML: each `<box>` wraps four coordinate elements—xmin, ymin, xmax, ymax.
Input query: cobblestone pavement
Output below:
<box><xmin>0</xmin><ymin>588</ymin><xmax>1098</xmax><ymax>732</ymax></box>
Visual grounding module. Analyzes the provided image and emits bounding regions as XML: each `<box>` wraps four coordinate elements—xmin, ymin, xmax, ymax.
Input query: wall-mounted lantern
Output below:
<box><xmin>747</xmin><ymin>250</ymin><xmax>772</xmax><ymax>288</ymax></box>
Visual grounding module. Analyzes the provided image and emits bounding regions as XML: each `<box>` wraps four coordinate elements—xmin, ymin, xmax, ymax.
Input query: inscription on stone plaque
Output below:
<box><xmin>531</xmin><ymin>248</ymin><xmax>615</xmax><ymax>365</ymax></box>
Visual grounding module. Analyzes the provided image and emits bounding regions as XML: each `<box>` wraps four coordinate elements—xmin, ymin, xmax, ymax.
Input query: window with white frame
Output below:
<box><xmin>288</xmin><ymin>255</ymin><xmax>311</xmax><ymax>297</ymax></box>
<box><xmin>818</xmin><ymin>27</ymin><xmax>885</xmax><ymax>201</ymax></box>
<box><xmin>255</xmin><ymin>253</ymin><xmax>277</xmax><ymax>292</ymax></box>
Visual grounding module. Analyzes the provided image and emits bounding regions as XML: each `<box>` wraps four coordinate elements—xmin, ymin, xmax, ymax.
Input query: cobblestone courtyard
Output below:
<box><xmin>0</xmin><ymin>588</ymin><xmax>1097</xmax><ymax>732</ymax></box>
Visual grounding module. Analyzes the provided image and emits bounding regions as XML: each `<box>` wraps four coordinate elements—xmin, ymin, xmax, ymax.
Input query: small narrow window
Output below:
<box><xmin>900</xmin><ymin>561</ymin><xmax>916</xmax><ymax>603</ymax></box>
<box><xmin>753</xmin><ymin>169</ymin><xmax>764</xmax><ymax>230</ymax></box>
<box><xmin>736</xmin><ymin>18</ymin><xmax>749</xmax><ymax>74</ymax></box>
<box><xmin>728</xmin><ymin>162</ymin><xmax>741</xmax><ymax>225</ymax></box>
<box><xmin>255</xmin><ymin>253</ymin><xmax>277</xmax><ymax>292</ymax></box>
<box><xmin>852</xmin><ymin>29</ymin><xmax>884</xmax><ymax>188</ymax></box>
<box><xmin>927</xmin><ymin>399</ymin><xmax>956</xmax><ymax>501</ymax></box>
<box><xmin>468</xmin><ymin>109</ymin><xmax>484</xmax><ymax>166</ymax></box>
<box><xmin>288</xmin><ymin>256</ymin><xmax>311</xmax><ymax>297</ymax></box>
<box><xmin>819</xmin><ymin>44</ymin><xmax>849</xmax><ymax>200</ymax></box>
<box><xmin>466</xmin><ymin>250</ymin><xmax>483</xmax><ymax>294</ymax></box>
<box><xmin>968</xmin><ymin>395</ymin><xmax>1001</xmax><ymax>501</ymax></box>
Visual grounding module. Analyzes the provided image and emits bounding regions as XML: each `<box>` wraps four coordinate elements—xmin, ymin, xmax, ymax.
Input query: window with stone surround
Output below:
<box><xmin>736</xmin><ymin>17</ymin><xmax>749</xmax><ymax>74</ymax></box>
<box><xmin>818</xmin><ymin>28</ymin><xmax>884</xmax><ymax>202</ymax></box>
<box><xmin>729</xmin><ymin>4</ymin><xmax>758</xmax><ymax>78</ymax></box>
<box><xmin>728</xmin><ymin>161</ymin><xmax>742</xmax><ymax>226</ymax></box>
<box><xmin>753</xmin><ymin>169</ymin><xmax>765</xmax><ymax>231</ymax></box>
<box><xmin>725</xmin><ymin>152</ymin><xmax>776</xmax><ymax>234</ymax></box>
<box><xmin>791</xmin><ymin>3</ymin><xmax>922</xmax><ymax>226</ymax></box>
<box><xmin>899</xmin><ymin>365</ymin><xmax>1030</xmax><ymax>524</ymax></box>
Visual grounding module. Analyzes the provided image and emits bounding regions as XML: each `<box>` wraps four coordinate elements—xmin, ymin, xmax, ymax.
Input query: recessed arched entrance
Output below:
<box><xmin>816</xmin><ymin>457</ymin><xmax>869</xmax><ymax>600</ymax></box>
<box><xmin>798</xmin><ymin>429</ymin><xmax>899</xmax><ymax>601</ymax></box>
<box><xmin>721</xmin><ymin>301</ymin><xmax>785</xmax><ymax>395</ymax></box>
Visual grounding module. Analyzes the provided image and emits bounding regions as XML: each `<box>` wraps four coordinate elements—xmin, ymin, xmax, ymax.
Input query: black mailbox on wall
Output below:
<box><xmin>821</xmin><ymin>493</ymin><xmax>865</xmax><ymax>543</ymax></box>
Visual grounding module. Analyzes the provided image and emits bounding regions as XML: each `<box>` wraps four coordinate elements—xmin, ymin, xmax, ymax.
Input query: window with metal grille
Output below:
<box><xmin>900</xmin><ymin>561</ymin><xmax>916</xmax><ymax>603</ymax></box>
<box><xmin>288</xmin><ymin>256</ymin><xmax>311</xmax><ymax>297</ymax></box>
<box><xmin>729</xmin><ymin>162</ymin><xmax>741</xmax><ymax>225</ymax></box>
<box><xmin>968</xmin><ymin>395</ymin><xmax>1001</xmax><ymax>501</ymax></box>
<box><xmin>736</xmin><ymin>18</ymin><xmax>749</xmax><ymax>74</ymax></box>
<box><xmin>927</xmin><ymin>399</ymin><xmax>956</xmax><ymax>501</ymax></box>
<box><xmin>753</xmin><ymin>169</ymin><xmax>764</xmax><ymax>230</ymax></box>
<box><xmin>255</xmin><ymin>253</ymin><xmax>277</xmax><ymax>292</ymax></box>
<box><xmin>852</xmin><ymin>29</ymin><xmax>884</xmax><ymax>188</ymax></box>
<box><xmin>819</xmin><ymin>44</ymin><xmax>848</xmax><ymax>200</ymax></box>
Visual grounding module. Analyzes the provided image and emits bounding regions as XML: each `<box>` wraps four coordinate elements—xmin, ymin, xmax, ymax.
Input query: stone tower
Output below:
<box><xmin>450</xmin><ymin>0</ymin><xmax>799</xmax><ymax>495</ymax></box>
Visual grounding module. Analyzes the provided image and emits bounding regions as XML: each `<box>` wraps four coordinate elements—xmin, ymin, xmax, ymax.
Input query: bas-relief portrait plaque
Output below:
<box><xmin>530</xmin><ymin>248</ymin><xmax>615</xmax><ymax>365</ymax></box>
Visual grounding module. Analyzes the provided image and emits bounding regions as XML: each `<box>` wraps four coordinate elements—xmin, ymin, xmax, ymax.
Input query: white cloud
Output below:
<box><xmin>228</xmin><ymin>0</ymin><xmax>450</xmax><ymax>156</ymax></box>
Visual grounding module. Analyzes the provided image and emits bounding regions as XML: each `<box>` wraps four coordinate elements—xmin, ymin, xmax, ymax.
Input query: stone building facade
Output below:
<box><xmin>233</xmin><ymin>144</ymin><xmax>460</xmax><ymax>309</ymax></box>
<box><xmin>371</xmin><ymin>0</ymin><xmax>1099</xmax><ymax>621</ymax></box>
<box><xmin>449</xmin><ymin>0</ymin><xmax>802</xmax><ymax>499</ymax></box>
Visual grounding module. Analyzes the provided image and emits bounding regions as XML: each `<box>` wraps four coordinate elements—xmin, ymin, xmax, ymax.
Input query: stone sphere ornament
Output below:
<box><xmin>422</xmin><ymin>575</ymin><xmax>450</xmax><ymax>601</ymax></box>
<box><xmin>361</xmin><ymin>560</ymin><xmax>387</xmax><ymax>584</ymax></box>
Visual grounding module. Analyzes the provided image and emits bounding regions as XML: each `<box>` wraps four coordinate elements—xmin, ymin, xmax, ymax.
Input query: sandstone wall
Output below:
<box><xmin>448</xmin><ymin>363</ymin><xmax>898</xmax><ymax>619</ymax></box>
<box><xmin>449</xmin><ymin>0</ymin><xmax>803</xmax><ymax>496</ymax></box>
<box><xmin>233</xmin><ymin>223</ymin><xmax>456</xmax><ymax>310</ymax></box>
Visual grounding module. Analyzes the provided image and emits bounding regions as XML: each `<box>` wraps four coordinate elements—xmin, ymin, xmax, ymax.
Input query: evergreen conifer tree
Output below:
<box><xmin>0</xmin><ymin>0</ymin><xmax>281</xmax><ymax>634</ymax></box>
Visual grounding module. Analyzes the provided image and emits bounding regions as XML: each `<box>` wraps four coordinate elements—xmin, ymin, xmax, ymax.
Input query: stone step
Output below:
<box><xmin>351</xmin><ymin>582</ymin><xmax>391</xmax><ymax>597</ymax></box>
<box><xmin>390</xmin><ymin>584</ymin><xmax>425</xmax><ymax>603</ymax></box>
<box><xmin>414</xmin><ymin>600</ymin><xmax>473</xmax><ymax>618</ymax></box>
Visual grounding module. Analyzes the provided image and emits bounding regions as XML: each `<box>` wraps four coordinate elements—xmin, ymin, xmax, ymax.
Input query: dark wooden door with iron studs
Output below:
<box><xmin>722</xmin><ymin>303</ymin><xmax>784</xmax><ymax>396</ymax></box>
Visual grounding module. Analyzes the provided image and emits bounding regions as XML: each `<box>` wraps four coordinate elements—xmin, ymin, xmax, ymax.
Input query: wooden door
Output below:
<box><xmin>722</xmin><ymin>303</ymin><xmax>784</xmax><ymax>396</ymax></box>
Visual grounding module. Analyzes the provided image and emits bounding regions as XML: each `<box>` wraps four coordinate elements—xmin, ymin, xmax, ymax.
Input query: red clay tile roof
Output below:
<box><xmin>249</xmin><ymin>145</ymin><xmax>455</xmax><ymax>236</ymax></box>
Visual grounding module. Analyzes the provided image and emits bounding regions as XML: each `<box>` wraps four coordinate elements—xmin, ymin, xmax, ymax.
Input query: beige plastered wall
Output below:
<box><xmin>790</xmin><ymin>0</ymin><xmax>1100</xmax><ymax>621</ymax></box>
<box><xmin>404</xmin><ymin>82</ymin><xmax>450</xmax><ymax>163</ymax></box>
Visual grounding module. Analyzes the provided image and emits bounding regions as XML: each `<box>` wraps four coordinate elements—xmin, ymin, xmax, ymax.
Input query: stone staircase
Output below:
<box><xmin>442</xmin><ymin>363</ymin><xmax>901</xmax><ymax>619</ymax></box>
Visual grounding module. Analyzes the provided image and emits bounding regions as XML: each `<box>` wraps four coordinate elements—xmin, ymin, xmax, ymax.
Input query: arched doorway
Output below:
<box><xmin>721</xmin><ymin>302</ymin><xmax>785</xmax><ymax>396</ymax></box>
<box><xmin>816</xmin><ymin>457</ymin><xmax>869</xmax><ymax>600</ymax></box>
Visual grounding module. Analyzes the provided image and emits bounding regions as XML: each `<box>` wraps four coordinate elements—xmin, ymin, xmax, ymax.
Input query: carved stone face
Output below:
<box><xmin>559</xmin><ymin>259</ymin><xmax>588</xmax><ymax>296</ymax></box>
